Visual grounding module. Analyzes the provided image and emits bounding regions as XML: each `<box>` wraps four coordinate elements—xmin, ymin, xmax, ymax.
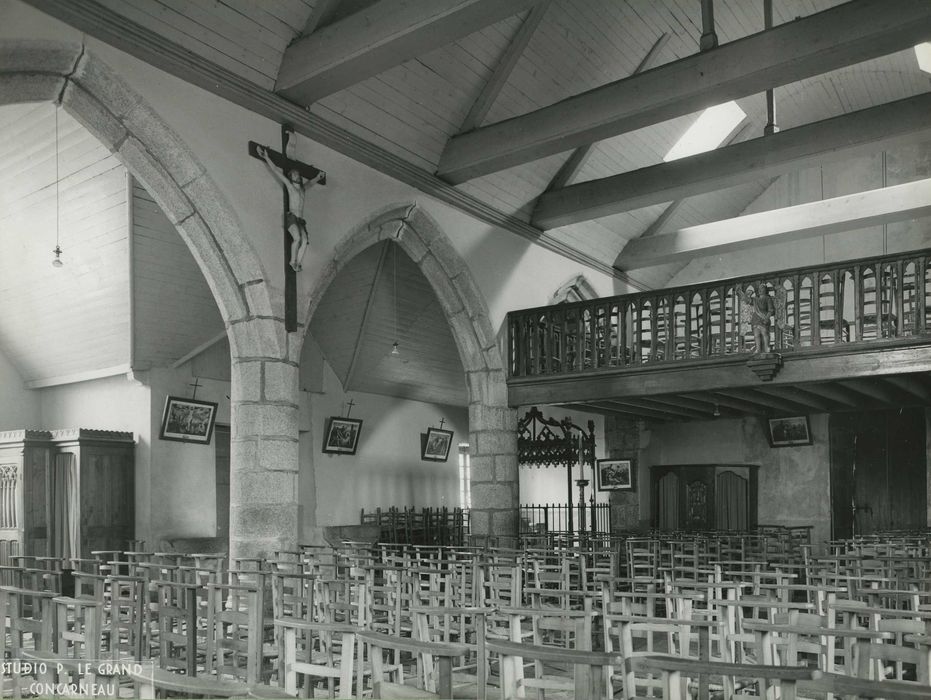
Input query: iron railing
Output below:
<box><xmin>508</xmin><ymin>249</ymin><xmax>931</xmax><ymax>378</ymax></box>
<box><xmin>520</xmin><ymin>503</ymin><xmax>611</xmax><ymax>536</ymax></box>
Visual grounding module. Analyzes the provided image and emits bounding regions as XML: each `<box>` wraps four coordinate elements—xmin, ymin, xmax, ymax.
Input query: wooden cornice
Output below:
<box><xmin>20</xmin><ymin>0</ymin><xmax>647</xmax><ymax>290</ymax></box>
<box><xmin>438</xmin><ymin>0</ymin><xmax>931</xmax><ymax>183</ymax></box>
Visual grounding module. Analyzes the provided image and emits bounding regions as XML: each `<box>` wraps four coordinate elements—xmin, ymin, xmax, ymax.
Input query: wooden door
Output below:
<box><xmin>829</xmin><ymin>408</ymin><xmax>926</xmax><ymax>538</ymax></box>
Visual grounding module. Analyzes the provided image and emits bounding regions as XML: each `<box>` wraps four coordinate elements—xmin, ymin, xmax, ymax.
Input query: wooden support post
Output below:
<box><xmin>700</xmin><ymin>0</ymin><xmax>718</xmax><ymax>51</ymax></box>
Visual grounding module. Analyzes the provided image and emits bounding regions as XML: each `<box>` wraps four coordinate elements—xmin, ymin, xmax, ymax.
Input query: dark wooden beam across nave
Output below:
<box><xmin>512</xmin><ymin>348</ymin><xmax>931</xmax><ymax>418</ymax></box>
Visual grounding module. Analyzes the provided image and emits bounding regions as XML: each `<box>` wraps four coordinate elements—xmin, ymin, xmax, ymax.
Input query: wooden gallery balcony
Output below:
<box><xmin>507</xmin><ymin>250</ymin><xmax>931</xmax><ymax>418</ymax></box>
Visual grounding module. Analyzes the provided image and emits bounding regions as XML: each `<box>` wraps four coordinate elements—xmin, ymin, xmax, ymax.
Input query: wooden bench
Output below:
<box><xmin>359</xmin><ymin>629</ymin><xmax>469</xmax><ymax>699</ymax></box>
<box><xmin>631</xmin><ymin>655</ymin><xmax>816</xmax><ymax>699</ymax></box>
<box><xmin>488</xmin><ymin>638</ymin><xmax>622</xmax><ymax>700</ymax></box>
<box><xmin>127</xmin><ymin>665</ymin><xmax>294</xmax><ymax>699</ymax></box>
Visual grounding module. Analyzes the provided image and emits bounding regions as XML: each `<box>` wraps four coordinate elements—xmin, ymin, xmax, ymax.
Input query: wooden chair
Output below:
<box><xmin>206</xmin><ymin>582</ymin><xmax>264</xmax><ymax>685</ymax></box>
<box><xmin>0</xmin><ymin>586</ymin><xmax>56</xmax><ymax>659</ymax></box>
<box><xmin>153</xmin><ymin>579</ymin><xmax>199</xmax><ymax>676</ymax></box>
<box><xmin>105</xmin><ymin>574</ymin><xmax>146</xmax><ymax>660</ymax></box>
<box><xmin>630</xmin><ymin>655</ymin><xmax>816</xmax><ymax>699</ymax></box>
<box><xmin>275</xmin><ymin>618</ymin><xmax>359</xmax><ymax>698</ymax></box>
<box><xmin>488</xmin><ymin>638</ymin><xmax>620</xmax><ymax>700</ymax></box>
<box><xmin>360</xmin><ymin>630</ymin><xmax>469</xmax><ymax>699</ymax></box>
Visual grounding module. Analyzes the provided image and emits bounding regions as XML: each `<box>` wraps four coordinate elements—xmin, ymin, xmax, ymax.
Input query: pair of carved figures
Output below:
<box><xmin>737</xmin><ymin>282</ymin><xmax>789</xmax><ymax>353</ymax></box>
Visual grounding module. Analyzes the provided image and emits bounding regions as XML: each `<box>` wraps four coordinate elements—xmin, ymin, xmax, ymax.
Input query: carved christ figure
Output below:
<box><xmin>257</xmin><ymin>145</ymin><xmax>324</xmax><ymax>271</ymax></box>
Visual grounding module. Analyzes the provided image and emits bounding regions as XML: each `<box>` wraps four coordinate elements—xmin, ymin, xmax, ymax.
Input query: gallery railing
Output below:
<box><xmin>508</xmin><ymin>249</ymin><xmax>931</xmax><ymax>378</ymax></box>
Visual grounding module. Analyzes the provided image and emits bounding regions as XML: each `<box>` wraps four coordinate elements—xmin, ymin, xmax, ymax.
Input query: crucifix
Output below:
<box><xmin>248</xmin><ymin>124</ymin><xmax>326</xmax><ymax>332</ymax></box>
<box><xmin>438</xmin><ymin>418</ymin><xmax>447</xmax><ymax>430</ymax></box>
<box><xmin>344</xmin><ymin>398</ymin><xmax>356</xmax><ymax>418</ymax></box>
<box><xmin>188</xmin><ymin>377</ymin><xmax>202</xmax><ymax>400</ymax></box>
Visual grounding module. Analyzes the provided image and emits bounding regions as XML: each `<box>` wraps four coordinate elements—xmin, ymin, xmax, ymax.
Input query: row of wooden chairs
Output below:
<box><xmin>360</xmin><ymin>507</ymin><xmax>470</xmax><ymax>546</ymax></box>
<box><xmin>3</xmin><ymin>535</ymin><xmax>931</xmax><ymax>698</ymax></box>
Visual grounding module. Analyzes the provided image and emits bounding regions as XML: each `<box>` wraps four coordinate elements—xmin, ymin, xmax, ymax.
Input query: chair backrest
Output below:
<box><xmin>206</xmin><ymin>583</ymin><xmax>264</xmax><ymax>684</ymax></box>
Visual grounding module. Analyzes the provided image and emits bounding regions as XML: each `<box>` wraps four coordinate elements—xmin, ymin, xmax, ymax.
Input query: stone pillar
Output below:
<box><xmin>228</xmin><ymin>331</ymin><xmax>300</xmax><ymax>561</ymax></box>
<box><xmin>467</xmin><ymin>377</ymin><xmax>519</xmax><ymax>544</ymax></box>
<box><xmin>604</xmin><ymin>415</ymin><xmax>643</xmax><ymax>533</ymax></box>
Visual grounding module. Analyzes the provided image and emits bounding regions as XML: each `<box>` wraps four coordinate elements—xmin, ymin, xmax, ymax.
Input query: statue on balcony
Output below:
<box><xmin>738</xmin><ymin>282</ymin><xmax>788</xmax><ymax>353</ymax></box>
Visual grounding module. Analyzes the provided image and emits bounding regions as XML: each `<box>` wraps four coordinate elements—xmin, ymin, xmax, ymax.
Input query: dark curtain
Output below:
<box><xmin>715</xmin><ymin>470</ymin><xmax>748</xmax><ymax>531</ymax></box>
<box><xmin>49</xmin><ymin>452</ymin><xmax>79</xmax><ymax>559</ymax></box>
<box><xmin>658</xmin><ymin>472</ymin><xmax>679</xmax><ymax>530</ymax></box>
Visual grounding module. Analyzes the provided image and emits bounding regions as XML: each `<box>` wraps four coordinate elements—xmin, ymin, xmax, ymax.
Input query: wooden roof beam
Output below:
<box><xmin>701</xmin><ymin>392</ymin><xmax>770</xmax><ymax>416</ymax></box>
<box><xmin>535</xmin><ymin>92</ymin><xmax>931</xmax><ymax>230</ymax></box>
<box><xmin>457</xmin><ymin>0</ymin><xmax>552</xmax><ymax>133</ymax></box>
<box><xmin>607</xmin><ymin>397</ymin><xmax>711</xmax><ymax>421</ymax></box>
<box><xmin>753</xmin><ymin>385</ymin><xmax>837</xmax><ymax>412</ymax></box>
<box><xmin>543</xmin><ymin>33</ymin><xmax>669</xmax><ymax>193</ymax></box>
<box><xmin>715</xmin><ymin>388</ymin><xmax>809</xmax><ymax>414</ymax></box>
<box><xmin>883</xmin><ymin>374</ymin><xmax>931</xmax><ymax>403</ymax></box>
<box><xmin>438</xmin><ymin>0</ymin><xmax>931</xmax><ymax>183</ymax></box>
<box><xmin>837</xmin><ymin>378</ymin><xmax>903</xmax><ymax>404</ymax></box>
<box><xmin>276</xmin><ymin>0</ymin><xmax>542</xmax><ymax>103</ymax></box>
<box><xmin>616</xmin><ymin>177</ymin><xmax>931</xmax><ymax>270</ymax></box>
<box><xmin>576</xmin><ymin>402</ymin><xmax>670</xmax><ymax>423</ymax></box>
<box><xmin>796</xmin><ymin>382</ymin><xmax>862</xmax><ymax>408</ymax></box>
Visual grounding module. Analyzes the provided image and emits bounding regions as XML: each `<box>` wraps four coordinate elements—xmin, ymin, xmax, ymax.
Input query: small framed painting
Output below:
<box><xmin>597</xmin><ymin>458</ymin><xmax>635</xmax><ymax>492</ymax></box>
<box><xmin>159</xmin><ymin>396</ymin><xmax>218</xmax><ymax>445</ymax></box>
<box><xmin>767</xmin><ymin>415</ymin><xmax>811</xmax><ymax>447</ymax></box>
<box><xmin>421</xmin><ymin>427</ymin><xmax>453</xmax><ymax>462</ymax></box>
<box><xmin>322</xmin><ymin>417</ymin><xmax>363</xmax><ymax>455</ymax></box>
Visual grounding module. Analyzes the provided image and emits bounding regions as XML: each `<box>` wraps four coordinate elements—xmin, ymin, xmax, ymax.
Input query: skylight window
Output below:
<box><xmin>916</xmin><ymin>43</ymin><xmax>931</xmax><ymax>74</ymax></box>
<box><xmin>664</xmin><ymin>101</ymin><xmax>747</xmax><ymax>162</ymax></box>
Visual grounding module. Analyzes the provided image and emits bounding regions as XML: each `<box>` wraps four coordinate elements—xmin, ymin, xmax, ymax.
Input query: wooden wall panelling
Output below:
<box><xmin>51</xmin><ymin>430</ymin><xmax>135</xmax><ymax>558</ymax></box>
<box><xmin>131</xmin><ymin>180</ymin><xmax>224</xmax><ymax>370</ymax></box>
<box><xmin>0</xmin><ymin>106</ymin><xmax>130</xmax><ymax>384</ymax></box>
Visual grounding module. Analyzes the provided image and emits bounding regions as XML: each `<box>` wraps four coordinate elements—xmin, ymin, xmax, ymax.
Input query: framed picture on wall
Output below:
<box><xmin>767</xmin><ymin>415</ymin><xmax>812</xmax><ymax>447</ymax></box>
<box><xmin>322</xmin><ymin>417</ymin><xmax>363</xmax><ymax>455</ymax></box>
<box><xmin>421</xmin><ymin>428</ymin><xmax>453</xmax><ymax>462</ymax></box>
<box><xmin>159</xmin><ymin>396</ymin><xmax>218</xmax><ymax>444</ymax></box>
<box><xmin>597</xmin><ymin>458</ymin><xmax>635</xmax><ymax>491</ymax></box>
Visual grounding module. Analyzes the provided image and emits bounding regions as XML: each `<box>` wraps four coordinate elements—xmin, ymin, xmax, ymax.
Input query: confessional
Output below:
<box><xmin>0</xmin><ymin>429</ymin><xmax>134</xmax><ymax>562</ymax></box>
<box><xmin>650</xmin><ymin>464</ymin><xmax>759</xmax><ymax>531</ymax></box>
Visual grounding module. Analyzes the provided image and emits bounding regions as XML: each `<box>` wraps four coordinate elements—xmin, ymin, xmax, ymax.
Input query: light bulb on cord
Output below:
<box><xmin>52</xmin><ymin>107</ymin><xmax>64</xmax><ymax>269</ymax></box>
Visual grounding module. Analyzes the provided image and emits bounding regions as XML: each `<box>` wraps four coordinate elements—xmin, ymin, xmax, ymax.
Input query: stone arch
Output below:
<box><xmin>303</xmin><ymin>204</ymin><xmax>518</xmax><ymax>539</ymax></box>
<box><xmin>1</xmin><ymin>40</ymin><xmax>298</xmax><ymax>559</ymax></box>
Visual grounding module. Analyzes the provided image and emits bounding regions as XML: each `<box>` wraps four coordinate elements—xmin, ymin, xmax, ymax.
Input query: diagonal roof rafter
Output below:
<box><xmin>437</xmin><ymin>0</ymin><xmax>931</xmax><ymax>184</ymax></box>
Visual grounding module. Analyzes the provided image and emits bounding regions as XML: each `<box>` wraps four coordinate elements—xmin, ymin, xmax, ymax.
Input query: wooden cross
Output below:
<box><xmin>248</xmin><ymin>124</ymin><xmax>326</xmax><ymax>333</ymax></box>
<box><xmin>188</xmin><ymin>377</ymin><xmax>202</xmax><ymax>400</ymax></box>
<box><xmin>438</xmin><ymin>418</ymin><xmax>446</xmax><ymax>430</ymax></box>
<box><xmin>345</xmin><ymin>398</ymin><xmax>356</xmax><ymax>418</ymax></box>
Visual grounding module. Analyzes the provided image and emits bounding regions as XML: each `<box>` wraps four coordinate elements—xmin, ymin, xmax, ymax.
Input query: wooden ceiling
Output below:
<box><xmin>564</xmin><ymin>372</ymin><xmax>931</xmax><ymax>423</ymax></box>
<box><xmin>25</xmin><ymin>0</ymin><xmax>931</xmax><ymax>291</ymax></box>
<box><xmin>0</xmin><ymin>103</ymin><xmax>131</xmax><ymax>384</ymax></box>
<box><xmin>308</xmin><ymin>240</ymin><xmax>467</xmax><ymax>406</ymax></box>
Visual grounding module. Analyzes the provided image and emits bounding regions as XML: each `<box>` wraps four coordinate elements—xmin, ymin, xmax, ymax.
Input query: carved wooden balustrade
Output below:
<box><xmin>508</xmin><ymin>250</ymin><xmax>931</xmax><ymax>379</ymax></box>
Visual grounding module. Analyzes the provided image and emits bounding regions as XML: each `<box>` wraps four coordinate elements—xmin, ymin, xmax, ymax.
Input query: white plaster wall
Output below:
<box><xmin>0</xmin><ymin>346</ymin><xmax>40</xmax><ymax>429</ymax></box>
<box><xmin>641</xmin><ymin>415</ymin><xmax>831</xmax><ymax>553</ymax></box>
<box><xmin>145</xmin><ymin>368</ymin><xmax>230</xmax><ymax>548</ymax></box>
<box><xmin>305</xmin><ymin>362</ymin><xmax>468</xmax><ymax>530</ymax></box>
<box><xmin>36</xmin><ymin>373</ymin><xmax>152</xmax><ymax>543</ymax></box>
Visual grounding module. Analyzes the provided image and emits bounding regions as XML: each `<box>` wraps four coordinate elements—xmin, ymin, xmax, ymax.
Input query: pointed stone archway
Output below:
<box><xmin>302</xmin><ymin>204</ymin><xmax>519</xmax><ymax>540</ymax></box>
<box><xmin>1</xmin><ymin>39</ymin><xmax>298</xmax><ymax>559</ymax></box>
